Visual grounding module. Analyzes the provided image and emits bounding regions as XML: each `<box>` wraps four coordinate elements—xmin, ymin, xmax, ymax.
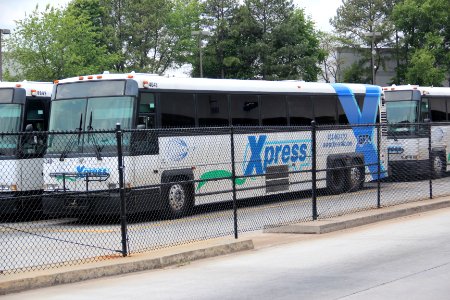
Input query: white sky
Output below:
<box><xmin>0</xmin><ymin>0</ymin><xmax>340</xmax><ymax>33</ymax></box>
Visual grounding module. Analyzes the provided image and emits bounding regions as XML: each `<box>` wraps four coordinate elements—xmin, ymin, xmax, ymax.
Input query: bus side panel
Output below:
<box><xmin>431</xmin><ymin>125</ymin><xmax>450</xmax><ymax>171</ymax></box>
<box><xmin>19</xmin><ymin>158</ymin><xmax>44</xmax><ymax>192</ymax></box>
<box><xmin>158</xmin><ymin>134</ymin><xmax>233</xmax><ymax>206</ymax></box>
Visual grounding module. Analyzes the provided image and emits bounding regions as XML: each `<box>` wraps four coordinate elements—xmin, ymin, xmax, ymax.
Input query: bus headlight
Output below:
<box><xmin>0</xmin><ymin>184</ymin><xmax>17</xmax><ymax>191</ymax></box>
<box><xmin>44</xmin><ymin>184</ymin><xmax>60</xmax><ymax>191</ymax></box>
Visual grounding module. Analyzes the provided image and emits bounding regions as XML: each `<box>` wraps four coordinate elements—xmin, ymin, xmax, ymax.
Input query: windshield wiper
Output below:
<box><xmin>87</xmin><ymin>111</ymin><xmax>102</xmax><ymax>160</ymax></box>
<box><xmin>60</xmin><ymin>113</ymin><xmax>83</xmax><ymax>161</ymax></box>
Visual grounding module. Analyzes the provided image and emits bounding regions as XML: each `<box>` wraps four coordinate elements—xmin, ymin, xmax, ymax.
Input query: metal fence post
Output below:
<box><xmin>230</xmin><ymin>126</ymin><xmax>238</xmax><ymax>239</ymax></box>
<box><xmin>116</xmin><ymin>123</ymin><xmax>128</xmax><ymax>256</ymax></box>
<box><xmin>428</xmin><ymin>121</ymin><xmax>433</xmax><ymax>199</ymax></box>
<box><xmin>377</xmin><ymin>124</ymin><xmax>381</xmax><ymax>208</ymax></box>
<box><xmin>311</xmin><ymin>121</ymin><xmax>318</xmax><ymax>220</ymax></box>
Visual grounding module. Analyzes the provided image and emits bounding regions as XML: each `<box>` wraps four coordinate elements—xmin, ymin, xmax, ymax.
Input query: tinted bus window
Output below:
<box><xmin>355</xmin><ymin>94</ymin><xmax>364</xmax><ymax>112</ymax></box>
<box><xmin>429</xmin><ymin>98</ymin><xmax>447</xmax><ymax>122</ymax></box>
<box><xmin>313</xmin><ymin>95</ymin><xmax>337</xmax><ymax>125</ymax></box>
<box><xmin>56</xmin><ymin>80</ymin><xmax>126</xmax><ymax>99</ymax></box>
<box><xmin>197</xmin><ymin>94</ymin><xmax>229</xmax><ymax>127</ymax></box>
<box><xmin>287</xmin><ymin>95</ymin><xmax>312</xmax><ymax>126</ymax></box>
<box><xmin>0</xmin><ymin>89</ymin><xmax>14</xmax><ymax>103</ymax></box>
<box><xmin>160</xmin><ymin>93</ymin><xmax>195</xmax><ymax>127</ymax></box>
<box><xmin>139</xmin><ymin>93</ymin><xmax>155</xmax><ymax>114</ymax></box>
<box><xmin>337</xmin><ymin>99</ymin><xmax>349</xmax><ymax>124</ymax></box>
<box><xmin>261</xmin><ymin>95</ymin><xmax>287</xmax><ymax>126</ymax></box>
<box><xmin>447</xmin><ymin>99</ymin><xmax>450</xmax><ymax>121</ymax></box>
<box><xmin>230</xmin><ymin>94</ymin><xmax>259</xmax><ymax>126</ymax></box>
<box><xmin>26</xmin><ymin>100</ymin><xmax>46</xmax><ymax>131</ymax></box>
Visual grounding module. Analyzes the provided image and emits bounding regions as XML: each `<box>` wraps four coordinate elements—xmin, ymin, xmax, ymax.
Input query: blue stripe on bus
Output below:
<box><xmin>332</xmin><ymin>84</ymin><xmax>386</xmax><ymax>180</ymax></box>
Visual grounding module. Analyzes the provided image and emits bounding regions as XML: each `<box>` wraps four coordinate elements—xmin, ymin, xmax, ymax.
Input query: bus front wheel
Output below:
<box><xmin>431</xmin><ymin>153</ymin><xmax>446</xmax><ymax>179</ymax></box>
<box><xmin>164</xmin><ymin>180</ymin><xmax>193</xmax><ymax>218</ymax></box>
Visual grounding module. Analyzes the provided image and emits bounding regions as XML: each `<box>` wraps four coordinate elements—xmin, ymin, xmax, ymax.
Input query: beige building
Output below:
<box><xmin>336</xmin><ymin>47</ymin><xmax>449</xmax><ymax>87</ymax></box>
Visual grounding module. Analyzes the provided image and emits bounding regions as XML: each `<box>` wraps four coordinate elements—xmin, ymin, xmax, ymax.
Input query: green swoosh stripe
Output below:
<box><xmin>55</xmin><ymin>175</ymin><xmax>77</xmax><ymax>182</ymax></box>
<box><xmin>196</xmin><ymin>170</ymin><xmax>247</xmax><ymax>191</ymax></box>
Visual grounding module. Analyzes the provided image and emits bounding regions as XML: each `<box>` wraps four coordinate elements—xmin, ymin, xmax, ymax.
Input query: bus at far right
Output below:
<box><xmin>382</xmin><ymin>85</ymin><xmax>450</xmax><ymax>179</ymax></box>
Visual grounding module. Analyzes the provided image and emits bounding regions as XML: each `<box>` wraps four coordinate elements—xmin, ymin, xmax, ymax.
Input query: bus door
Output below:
<box><xmin>22</xmin><ymin>97</ymin><xmax>48</xmax><ymax>157</ymax></box>
<box><xmin>131</xmin><ymin>92</ymin><xmax>160</xmax><ymax>189</ymax></box>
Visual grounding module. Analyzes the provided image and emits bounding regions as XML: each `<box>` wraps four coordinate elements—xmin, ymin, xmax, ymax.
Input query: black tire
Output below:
<box><xmin>346</xmin><ymin>159</ymin><xmax>365</xmax><ymax>191</ymax></box>
<box><xmin>431</xmin><ymin>153</ymin><xmax>446</xmax><ymax>179</ymax></box>
<box><xmin>164</xmin><ymin>179</ymin><xmax>193</xmax><ymax>218</ymax></box>
<box><xmin>328</xmin><ymin>160</ymin><xmax>346</xmax><ymax>194</ymax></box>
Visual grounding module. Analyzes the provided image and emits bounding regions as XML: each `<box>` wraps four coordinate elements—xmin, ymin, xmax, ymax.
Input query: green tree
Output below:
<box><xmin>192</xmin><ymin>0</ymin><xmax>239</xmax><ymax>78</ymax></box>
<box><xmin>342</xmin><ymin>61</ymin><xmax>371</xmax><ymax>83</ymax></box>
<box><xmin>245</xmin><ymin>0</ymin><xmax>294</xmax><ymax>79</ymax></box>
<box><xmin>5</xmin><ymin>5</ymin><xmax>115</xmax><ymax>81</ymax></box>
<box><xmin>202</xmin><ymin>0</ymin><xmax>323</xmax><ymax>80</ymax></box>
<box><xmin>405</xmin><ymin>48</ymin><xmax>446</xmax><ymax>86</ymax></box>
<box><xmin>392</xmin><ymin>0</ymin><xmax>450</xmax><ymax>85</ymax></box>
<box><xmin>331</xmin><ymin>0</ymin><xmax>399</xmax><ymax>83</ymax></box>
<box><xmin>97</xmin><ymin>0</ymin><xmax>129</xmax><ymax>72</ymax></box>
<box><xmin>98</xmin><ymin>0</ymin><xmax>201</xmax><ymax>74</ymax></box>
<box><xmin>318</xmin><ymin>32</ymin><xmax>345</xmax><ymax>83</ymax></box>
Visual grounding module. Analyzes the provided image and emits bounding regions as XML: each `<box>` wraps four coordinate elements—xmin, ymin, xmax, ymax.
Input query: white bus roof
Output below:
<box><xmin>383</xmin><ymin>85</ymin><xmax>450</xmax><ymax>97</ymax></box>
<box><xmin>0</xmin><ymin>81</ymin><xmax>53</xmax><ymax>97</ymax></box>
<box><xmin>57</xmin><ymin>73</ymin><xmax>379</xmax><ymax>95</ymax></box>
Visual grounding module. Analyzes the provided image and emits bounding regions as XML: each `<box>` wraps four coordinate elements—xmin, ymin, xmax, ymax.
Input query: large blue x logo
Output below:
<box><xmin>332</xmin><ymin>84</ymin><xmax>386</xmax><ymax>180</ymax></box>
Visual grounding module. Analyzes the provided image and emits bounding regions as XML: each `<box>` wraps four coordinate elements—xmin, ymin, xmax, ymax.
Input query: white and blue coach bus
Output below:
<box><xmin>42</xmin><ymin>73</ymin><xmax>387</xmax><ymax>218</ymax></box>
<box><xmin>383</xmin><ymin>85</ymin><xmax>450</xmax><ymax>178</ymax></box>
<box><xmin>0</xmin><ymin>81</ymin><xmax>52</xmax><ymax>216</ymax></box>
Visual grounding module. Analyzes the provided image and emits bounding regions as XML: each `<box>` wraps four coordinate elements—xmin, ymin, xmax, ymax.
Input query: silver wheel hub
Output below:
<box><xmin>433</xmin><ymin>156</ymin><xmax>443</xmax><ymax>173</ymax></box>
<box><xmin>350</xmin><ymin>166</ymin><xmax>361</xmax><ymax>187</ymax></box>
<box><xmin>168</xmin><ymin>184</ymin><xmax>185</xmax><ymax>211</ymax></box>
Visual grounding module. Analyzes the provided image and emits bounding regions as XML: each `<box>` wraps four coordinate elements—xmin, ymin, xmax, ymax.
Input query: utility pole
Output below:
<box><xmin>191</xmin><ymin>30</ymin><xmax>213</xmax><ymax>78</ymax></box>
<box><xmin>0</xmin><ymin>28</ymin><xmax>11</xmax><ymax>82</ymax></box>
<box><xmin>364</xmin><ymin>31</ymin><xmax>381</xmax><ymax>85</ymax></box>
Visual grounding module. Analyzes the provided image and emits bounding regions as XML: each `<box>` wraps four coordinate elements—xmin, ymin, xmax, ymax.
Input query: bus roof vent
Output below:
<box><xmin>103</xmin><ymin>71</ymin><xmax>110</xmax><ymax>74</ymax></box>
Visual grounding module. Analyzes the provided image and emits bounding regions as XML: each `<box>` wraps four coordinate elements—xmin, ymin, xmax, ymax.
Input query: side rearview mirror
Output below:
<box><xmin>25</xmin><ymin>124</ymin><xmax>34</xmax><ymax>132</ymax></box>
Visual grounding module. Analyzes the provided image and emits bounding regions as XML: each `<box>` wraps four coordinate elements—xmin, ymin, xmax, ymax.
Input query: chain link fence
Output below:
<box><xmin>1</xmin><ymin>123</ymin><xmax>450</xmax><ymax>274</ymax></box>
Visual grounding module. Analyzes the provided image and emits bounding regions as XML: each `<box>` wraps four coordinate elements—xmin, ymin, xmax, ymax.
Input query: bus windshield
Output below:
<box><xmin>0</xmin><ymin>104</ymin><xmax>22</xmax><ymax>132</ymax></box>
<box><xmin>385</xmin><ymin>101</ymin><xmax>419</xmax><ymax>136</ymax></box>
<box><xmin>47</xmin><ymin>96</ymin><xmax>135</xmax><ymax>154</ymax></box>
<box><xmin>0</xmin><ymin>104</ymin><xmax>21</xmax><ymax>155</ymax></box>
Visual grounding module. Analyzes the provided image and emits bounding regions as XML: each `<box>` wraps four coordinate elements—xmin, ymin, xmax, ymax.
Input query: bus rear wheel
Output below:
<box><xmin>347</xmin><ymin>160</ymin><xmax>365</xmax><ymax>191</ymax></box>
<box><xmin>328</xmin><ymin>160</ymin><xmax>346</xmax><ymax>194</ymax></box>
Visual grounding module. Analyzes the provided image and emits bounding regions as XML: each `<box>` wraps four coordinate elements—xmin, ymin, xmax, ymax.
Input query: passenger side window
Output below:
<box><xmin>197</xmin><ymin>94</ymin><xmax>229</xmax><ymax>127</ymax></box>
<box><xmin>230</xmin><ymin>94</ymin><xmax>259</xmax><ymax>126</ymax></box>
<box><xmin>429</xmin><ymin>98</ymin><xmax>447</xmax><ymax>122</ymax></box>
<box><xmin>313</xmin><ymin>95</ymin><xmax>337</xmax><ymax>125</ymax></box>
<box><xmin>138</xmin><ymin>92</ymin><xmax>156</xmax><ymax>129</ymax></box>
<box><xmin>261</xmin><ymin>95</ymin><xmax>287</xmax><ymax>126</ymax></box>
<box><xmin>337</xmin><ymin>98</ymin><xmax>349</xmax><ymax>125</ymax></box>
<box><xmin>287</xmin><ymin>95</ymin><xmax>313</xmax><ymax>126</ymax></box>
<box><xmin>160</xmin><ymin>93</ymin><xmax>195</xmax><ymax>127</ymax></box>
<box><xmin>446</xmin><ymin>99</ymin><xmax>450</xmax><ymax>122</ymax></box>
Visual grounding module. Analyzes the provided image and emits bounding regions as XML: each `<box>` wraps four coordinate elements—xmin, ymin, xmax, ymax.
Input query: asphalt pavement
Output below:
<box><xmin>4</xmin><ymin>204</ymin><xmax>450</xmax><ymax>299</ymax></box>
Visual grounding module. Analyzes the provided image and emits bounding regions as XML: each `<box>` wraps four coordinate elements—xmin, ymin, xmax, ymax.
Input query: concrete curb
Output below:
<box><xmin>264</xmin><ymin>199</ymin><xmax>450</xmax><ymax>234</ymax></box>
<box><xmin>0</xmin><ymin>239</ymin><xmax>254</xmax><ymax>295</ymax></box>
